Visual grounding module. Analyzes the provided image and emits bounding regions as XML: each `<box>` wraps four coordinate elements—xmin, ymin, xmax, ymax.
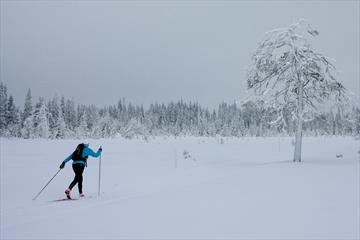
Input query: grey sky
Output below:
<box><xmin>1</xmin><ymin>0</ymin><xmax>359</xmax><ymax>108</ymax></box>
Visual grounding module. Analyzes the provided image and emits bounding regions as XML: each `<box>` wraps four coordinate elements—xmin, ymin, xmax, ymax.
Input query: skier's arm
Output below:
<box><xmin>84</xmin><ymin>147</ymin><xmax>102</xmax><ymax>158</ymax></box>
<box><xmin>63</xmin><ymin>154</ymin><xmax>73</xmax><ymax>163</ymax></box>
<box><xmin>60</xmin><ymin>153</ymin><xmax>72</xmax><ymax>169</ymax></box>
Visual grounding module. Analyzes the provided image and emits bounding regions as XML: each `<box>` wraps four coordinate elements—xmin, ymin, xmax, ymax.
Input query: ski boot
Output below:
<box><xmin>65</xmin><ymin>188</ymin><xmax>71</xmax><ymax>199</ymax></box>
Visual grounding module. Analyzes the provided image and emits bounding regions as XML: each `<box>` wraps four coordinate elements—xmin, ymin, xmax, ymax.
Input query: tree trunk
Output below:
<box><xmin>294</xmin><ymin>79</ymin><xmax>303</xmax><ymax>162</ymax></box>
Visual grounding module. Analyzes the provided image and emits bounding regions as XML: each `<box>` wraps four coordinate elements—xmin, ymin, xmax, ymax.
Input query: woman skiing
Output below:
<box><xmin>59</xmin><ymin>142</ymin><xmax>102</xmax><ymax>199</ymax></box>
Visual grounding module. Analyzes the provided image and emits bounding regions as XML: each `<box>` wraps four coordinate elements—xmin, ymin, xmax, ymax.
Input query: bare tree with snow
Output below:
<box><xmin>247</xmin><ymin>20</ymin><xmax>347</xmax><ymax>162</ymax></box>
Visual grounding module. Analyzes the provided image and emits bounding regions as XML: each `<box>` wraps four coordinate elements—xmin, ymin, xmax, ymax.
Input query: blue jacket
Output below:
<box><xmin>63</xmin><ymin>146</ymin><xmax>102</xmax><ymax>166</ymax></box>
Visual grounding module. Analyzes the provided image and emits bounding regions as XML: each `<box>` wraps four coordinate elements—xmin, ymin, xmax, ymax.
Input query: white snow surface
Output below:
<box><xmin>1</xmin><ymin>136</ymin><xmax>359</xmax><ymax>240</ymax></box>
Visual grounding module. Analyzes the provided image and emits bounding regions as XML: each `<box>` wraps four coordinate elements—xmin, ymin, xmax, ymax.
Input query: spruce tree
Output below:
<box><xmin>33</xmin><ymin>98</ymin><xmax>50</xmax><ymax>138</ymax></box>
<box><xmin>0</xmin><ymin>83</ymin><xmax>8</xmax><ymax>135</ymax></box>
<box><xmin>6</xmin><ymin>95</ymin><xmax>20</xmax><ymax>136</ymax></box>
<box><xmin>22</xmin><ymin>89</ymin><xmax>33</xmax><ymax>127</ymax></box>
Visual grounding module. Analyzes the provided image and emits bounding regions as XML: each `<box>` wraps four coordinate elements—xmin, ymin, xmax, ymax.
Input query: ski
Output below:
<box><xmin>51</xmin><ymin>198</ymin><xmax>78</xmax><ymax>202</ymax></box>
<box><xmin>51</xmin><ymin>195</ymin><xmax>90</xmax><ymax>202</ymax></box>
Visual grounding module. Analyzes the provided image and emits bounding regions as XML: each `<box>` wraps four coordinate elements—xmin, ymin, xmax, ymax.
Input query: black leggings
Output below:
<box><xmin>68</xmin><ymin>164</ymin><xmax>85</xmax><ymax>194</ymax></box>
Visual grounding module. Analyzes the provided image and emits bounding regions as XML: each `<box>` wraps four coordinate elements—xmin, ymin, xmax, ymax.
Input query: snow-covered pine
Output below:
<box><xmin>53</xmin><ymin>111</ymin><xmax>67</xmax><ymax>139</ymax></box>
<box><xmin>64</xmin><ymin>99</ymin><xmax>77</xmax><ymax>132</ymax></box>
<box><xmin>22</xmin><ymin>89</ymin><xmax>33</xmax><ymax>128</ymax></box>
<box><xmin>47</xmin><ymin>96</ymin><xmax>60</xmax><ymax>139</ymax></box>
<box><xmin>21</xmin><ymin>114</ymin><xmax>34</xmax><ymax>139</ymax></box>
<box><xmin>0</xmin><ymin>82</ymin><xmax>8</xmax><ymax>135</ymax></box>
<box><xmin>32</xmin><ymin>98</ymin><xmax>50</xmax><ymax>138</ymax></box>
<box><xmin>5</xmin><ymin>96</ymin><xmax>20</xmax><ymax>137</ymax></box>
<box><xmin>96</xmin><ymin>111</ymin><xmax>117</xmax><ymax>138</ymax></box>
<box><xmin>76</xmin><ymin>112</ymin><xmax>89</xmax><ymax>138</ymax></box>
<box><xmin>247</xmin><ymin>20</ymin><xmax>347</xmax><ymax>162</ymax></box>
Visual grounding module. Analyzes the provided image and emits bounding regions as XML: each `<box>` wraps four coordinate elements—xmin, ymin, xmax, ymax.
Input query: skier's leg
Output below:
<box><xmin>68</xmin><ymin>164</ymin><xmax>80</xmax><ymax>190</ymax></box>
<box><xmin>77</xmin><ymin>166</ymin><xmax>85</xmax><ymax>194</ymax></box>
<box><xmin>65</xmin><ymin>164</ymin><xmax>78</xmax><ymax>198</ymax></box>
<box><xmin>78</xmin><ymin>175</ymin><xmax>83</xmax><ymax>194</ymax></box>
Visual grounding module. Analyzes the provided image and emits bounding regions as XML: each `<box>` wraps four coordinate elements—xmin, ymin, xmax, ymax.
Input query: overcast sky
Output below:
<box><xmin>1</xmin><ymin>0</ymin><xmax>359</xmax><ymax>108</ymax></box>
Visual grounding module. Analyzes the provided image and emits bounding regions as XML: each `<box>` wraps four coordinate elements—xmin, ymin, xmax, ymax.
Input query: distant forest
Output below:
<box><xmin>0</xmin><ymin>82</ymin><xmax>359</xmax><ymax>139</ymax></box>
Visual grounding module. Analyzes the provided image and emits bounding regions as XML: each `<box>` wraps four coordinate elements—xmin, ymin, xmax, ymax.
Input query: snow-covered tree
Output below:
<box><xmin>22</xmin><ymin>89</ymin><xmax>33</xmax><ymax>127</ymax></box>
<box><xmin>64</xmin><ymin>99</ymin><xmax>77</xmax><ymax>131</ymax></box>
<box><xmin>354</xmin><ymin>107</ymin><xmax>360</xmax><ymax>136</ymax></box>
<box><xmin>86</xmin><ymin>105</ymin><xmax>100</xmax><ymax>135</ymax></box>
<box><xmin>97</xmin><ymin>114</ymin><xmax>117</xmax><ymax>138</ymax></box>
<box><xmin>247</xmin><ymin>20</ymin><xmax>347</xmax><ymax>162</ymax></box>
<box><xmin>0</xmin><ymin>82</ymin><xmax>8</xmax><ymax>135</ymax></box>
<box><xmin>33</xmin><ymin>98</ymin><xmax>50</xmax><ymax>138</ymax></box>
<box><xmin>21</xmin><ymin>115</ymin><xmax>34</xmax><ymax>139</ymax></box>
<box><xmin>47</xmin><ymin>97</ymin><xmax>61</xmax><ymax>138</ymax></box>
<box><xmin>5</xmin><ymin>96</ymin><xmax>20</xmax><ymax>137</ymax></box>
<box><xmin>53</xmin><ymin>112</ymin><xmax>67</xmax><ymax>139</ymax></box>
<box><xmin>76</xmin><ymin>113</ymin><xmax>89</xmax><ymax>138</ymax></box>
<box><xmin>122</xmin><ymin>118</ymin><xmax>149</xmax><ymax>139</ymax></box>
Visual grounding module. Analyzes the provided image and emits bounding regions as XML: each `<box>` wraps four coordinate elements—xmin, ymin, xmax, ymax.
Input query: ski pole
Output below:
<box><xmin>98</xmin><ymin>146</ymin><xmax>102</xmax><ymax>197</ymax></box>
<box><xmin>32</xmin><ymin>168</ymin><xmax>62</xmax><ymax>200</ymax></box>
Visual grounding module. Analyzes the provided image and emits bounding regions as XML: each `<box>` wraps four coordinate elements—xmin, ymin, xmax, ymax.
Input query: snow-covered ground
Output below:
<box><xmin>1</xmin><ymin>136</ymin><xmax>359</xmax><ymax>240</ymax></box>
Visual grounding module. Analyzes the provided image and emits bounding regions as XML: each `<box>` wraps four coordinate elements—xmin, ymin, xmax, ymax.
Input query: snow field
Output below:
<box><xmin>1</xmin><ymin>136</ymin><xmax>359</xmax><ymax>239</ymax></box>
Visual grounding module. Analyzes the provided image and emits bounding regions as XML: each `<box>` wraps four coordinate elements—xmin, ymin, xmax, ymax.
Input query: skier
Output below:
<box><xmin>59</xmin><ymin>142</ymin><xmax>102</xmax><ymax>199</ymax></box>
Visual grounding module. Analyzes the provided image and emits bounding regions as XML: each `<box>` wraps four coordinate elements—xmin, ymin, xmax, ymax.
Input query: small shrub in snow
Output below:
<box><xmin>183</xmin><ymin>150</ymin><xmax>196</xmax><ymax>162</ymax></box>
<box><xmin>183</xmin><ymin>150</ymin><xmax>190</xmax><ymax>159</ymax></box>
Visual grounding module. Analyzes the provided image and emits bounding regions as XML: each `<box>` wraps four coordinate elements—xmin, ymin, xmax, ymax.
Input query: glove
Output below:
<box><xmin>99</xmin><ymin>147</ymin><xmax>103</xmax><ymax>152</ymax></box>
<box><xmin>59</xmin><ymin>162</ymin><xmax>65</xmax><ymax>169</ymax></box>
